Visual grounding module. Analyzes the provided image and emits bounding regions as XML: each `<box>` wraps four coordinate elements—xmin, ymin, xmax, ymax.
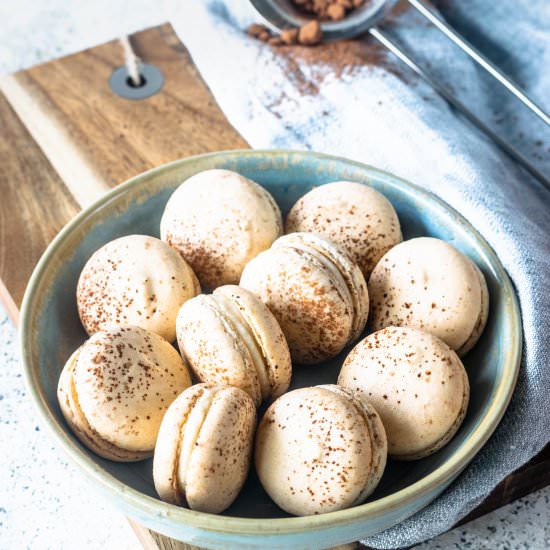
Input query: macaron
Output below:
<box><xmin>255</xmin><ymin>384</ymin><xmax>387</xmax><ymax>516</ymax></box>
<box><xmin>285</xmin><ymin>181</ymin><xmax>402</xmax><ymax>276</ymax></box>
<box><xmin>240</xmin><ymin>232</ymin><xmax>369</xmax><ymax>364</ymax></box>
<box><xmin>160</xmin><ymin>169</ymin><xmax>283</xmax><ymax>289</ymax></box>
<box><xmin>338</xmin><ymin>326</ymin><xmax>470</xmax><ymax>460</ymax></box>
<box><xmin>368</xmin><ymin>237</ymin><xmax>489</xmax><ymax>355</ymax></box>
<box><xmin>176</xmin><ymin>285</ymin><xmax>291</xmax><ymax>407</ymax></box>
<box><xmin>77</xmin><ymin>234</ymin><xmax>200</xmax><ymax>342</ymax></box>
<box><xmin>57</xmin><ymin>326</ymin><xmax>192</xmax><ymax>461</ymax></box>
<box><xmin>153</xmin><ymin>383</ymin><xmax>256</xmax><ymax>513</ymax></box>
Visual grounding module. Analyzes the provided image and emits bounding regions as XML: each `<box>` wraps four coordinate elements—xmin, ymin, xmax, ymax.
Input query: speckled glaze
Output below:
<box><xmin>338</xmin><ymin>327</ymin><xmax>469</xmax><ymax>460</ymax></box>
<box><xmin>153</xmin><ymin>383</ymin><xmax>256</xmax><ymax>514</ymax></box>
<box><xmin>20</xmin><ymin>150</ymin><xmax>521</xmax><ymax>549</ymax></box>
<box><xmin>368</xmin><ymin>237</ymin><xmax>489</xmax><ymax>356</ymax></box>
<box><xmin>77</xmin><ymin>235</ymin><xmax>200</xmax><ymax>342</ymax></box>
<box><xmin>57</xmin><ymin>325</ymin><xmax>192</xmax><ymax>462</ymax></box>
<box><xmin>285</xmin><ymin>181</ymin><xmax>403</xmax><ymax>277</ymax></box>
<box><xmin>255</xmin><ymin>385</ymin><xmax>387</xmax><ymax>516</ymax></box>
<box><xmin>176</xmin><ymin>286</ymin><xmax>291</xmax><ymax>407</ymax></box>
<box><xmin>160</xmin><ymin>169</ymin><xmax>283</xmax><ymax>289</ymax></box>
<box><xmin>240</xmin><ymin>232</ymin><xmax>369</xmax><ymax>365</ymax></box>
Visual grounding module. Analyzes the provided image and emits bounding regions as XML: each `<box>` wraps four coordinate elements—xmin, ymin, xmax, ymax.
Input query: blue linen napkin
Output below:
<box><xmin>171</xmin><ymin>1</ymin><xmax>550</xmax><ymax>547</ymax></box>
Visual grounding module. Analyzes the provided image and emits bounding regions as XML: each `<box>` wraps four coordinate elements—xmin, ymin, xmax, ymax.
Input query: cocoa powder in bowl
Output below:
<box><xmin>247</xmin><ymin>0</ymin><xmax>412</xmax><ymax>95</ymax></box>
<box><xmin>292</xmin><ymin>0</ymin><xmax>367</xmax><ymax>22</ymax></box>
<box><xmin>247</xmin><ymin>1</ymin><xmax>369</xmax><ymax>46</ymax></box>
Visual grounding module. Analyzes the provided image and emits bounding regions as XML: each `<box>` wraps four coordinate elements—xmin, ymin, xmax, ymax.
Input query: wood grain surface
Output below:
<box><xmin>0</xmin><ymin>22</ymin><xmax>547</xmax><ymax>550</ymax></box>
<box><xmin>0</xmin><ymin>92</ymin><xmax>80</xmax><ymax>320</ymax></box>
<box><xmin>1</xmin><ymin>23</ymin><xmax>247</xmax><ymax>209</ymax></box>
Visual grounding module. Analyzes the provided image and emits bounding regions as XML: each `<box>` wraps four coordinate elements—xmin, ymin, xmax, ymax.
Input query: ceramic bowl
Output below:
<box><xmin>20</xmin><ymin>150</ymin><xmax>521</xmax><ymax>549</ymax></box>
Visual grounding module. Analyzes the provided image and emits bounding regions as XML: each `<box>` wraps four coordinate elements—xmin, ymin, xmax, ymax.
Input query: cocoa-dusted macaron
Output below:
<box><xmin>240</xmin><ymin>232</ymin><xmax>369</xmax><ymax>364</ymax></box>
<box><xmin>368</xmin><ymin>237</ymin><xmax>489</xmax><ymax>356</ymax></box>
<box><xmin>160</xmin><ymin>169</ymin><xmax>282</xmax><ymax>289</ymax></box>
<box><xmin>338</xmin><ymin>326</ymin><xmax>470</xmax><ymax>460</ymax></box>
<box><xmin>285</xmin><ymin>181</ymin><xmax>402</xmax><ymax>276</ymax></box>
<box><xmin>255</xmin><ymin>385</ymin><xmax>387</xmax><ymax>516</ymax></box>
<box><xmin>153</xmin><ymin>383</ymin><xmax>256</xmax><ymax>513</ymax></box>
<box><xmin>176</xmin><ymin>285</ymin><xmax>291</xmax><ymax>407</ymax></box>
<box><xmin>57</xmin><ymin>326</ymin><xmax>192</xmax><ymax>461</ymax></box>
<box><xmin>77</xmin><ymin>235</ymin><xmax>200</xmax><ymax>342</ymax></box>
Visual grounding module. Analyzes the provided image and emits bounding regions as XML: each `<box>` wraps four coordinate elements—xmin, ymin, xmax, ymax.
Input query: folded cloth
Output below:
<box><xmin>171</xmin><ymin>1</ymin><xmax>550</xmax><ymax>547</ymax></box>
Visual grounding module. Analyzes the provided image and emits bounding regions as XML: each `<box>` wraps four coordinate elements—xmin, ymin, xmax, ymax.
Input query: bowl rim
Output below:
<box><xmin>19</xmin><ymin>149</ymin><xmax>522</xmax><ymax>537</ymax></box>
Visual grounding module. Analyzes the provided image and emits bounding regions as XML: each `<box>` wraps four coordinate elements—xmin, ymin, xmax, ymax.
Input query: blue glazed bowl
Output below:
<box><xmin>20</xmin><ymin>150</ymin><xmax>521</xmax><ymax>549</ymax></box>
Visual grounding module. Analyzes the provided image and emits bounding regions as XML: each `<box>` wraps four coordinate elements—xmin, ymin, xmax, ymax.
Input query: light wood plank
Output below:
<box><xmin>2</xmin><ymin>23</ymin><xmax>247</xmax><ymax>210</ymax></box>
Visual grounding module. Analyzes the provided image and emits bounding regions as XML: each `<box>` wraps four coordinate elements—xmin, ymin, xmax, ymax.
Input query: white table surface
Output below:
<box><xmin>1</xmin><ymin>2</ymin><xmax>548</xmax><ymax>549</ymax></box>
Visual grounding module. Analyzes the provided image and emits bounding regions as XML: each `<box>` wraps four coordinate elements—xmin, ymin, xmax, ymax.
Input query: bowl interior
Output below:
<box><xmin>22</xmin><ymin>151</ymin><xmax>519</xmax><ymax>523</ymax></box>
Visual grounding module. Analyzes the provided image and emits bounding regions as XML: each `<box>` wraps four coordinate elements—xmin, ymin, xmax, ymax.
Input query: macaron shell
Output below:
<box><xmin>153</xmin><ymin>384</ymin><xmax>210</xmax><ymax>504</ymax></box>
<box><xmin>73</xmin><ymin>326</ymin><xmax>191</xmax><ymax>453</ymax></box>
<box><xmin>354</xmin><ymin>398</ymin><xmax>387</xmax><ymax>501</ymax></box>
<box><xmin>160</xmin><ymin>169</ymin><xmax>282</xmax><ymax>289</ymax></box>
<box><xmin>255</xmin><ymin>386</ymin><xmax>373</xmax><ymax>516</ymax></box>
<box><xmin>240</xmin><ymin>245</ymin><xmax>354</xmax><ymax>364</ymax></box>
<box><xmin>185</xmin><ymin>386</ymin><xmax>256</xmax><ymax>513</ymax></box>
<box><xmin>278</xmin><ymin>233</ymin><xmax>369</xmax><ymax>343</ymax></box>
<box><xmin>77</xmin><ymin>234</ymin><xmax>200</xmax><ymax>342</ymax></box>
<box><xmin>285</xmin><ymin>181</ymin><xmax>402</xmax><ymax>276</ymax></box>
<box><xmin>319</xmin><ymin>385</ymin><xmax>387</xmax><ymax>503</ymax></box>
<box><xmin>214</xmin><ymin>285</ymin><xmax>292</xmax><ymax>400</ymax></box>
<box><xmin>176</xmin><ymin>295</ymin><xmax>263</xmax><ymax>405</ymax></box>
<box><xmin>456</xmin><ymin>263</ymin><xmax>490</xmax><ymax>356</ymax></box>
<box><xmin>338</xmin><ymin>326</ymin><xmax>469</xmax><ymax>459</ymax></box>
<box><xmin>57</xmin><ymin>348</ymin><xmax>153</xmax><ymax>462</ymax></box>
<box><xmin>368</xmin><ymin>237</ymin><xmax>488</xmax><ymax>354</ymax></box>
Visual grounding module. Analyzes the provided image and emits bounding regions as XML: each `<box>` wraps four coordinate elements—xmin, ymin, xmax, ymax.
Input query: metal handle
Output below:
<box><xmin>407</xmin><ymin>0</ymin><xmax>550</xmax><ymax>126</ymax></box>
<box><xmin>369</xmin><ymin>26</ymin><xmax>550</xmax><ymax>190</ymax></box>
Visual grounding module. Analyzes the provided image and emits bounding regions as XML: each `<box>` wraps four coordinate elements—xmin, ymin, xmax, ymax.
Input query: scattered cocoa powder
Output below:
<box><xmin>298</xmin><ymin>20</ymin><xmax>323</xmax><ymax>46</ymax></box>
<box><xmin>268</xmin><ymin>36</ymin><xmax>284</xmax><ymax>46</ymax></box>
<box><xmin>246</xmin><ymin>0</ymin><xmax>412</xmax><ymax>99</ymax></box>
<box><xmin>247</xmin><ymin>23</ymin><xmax>269</xmax><ymax>39</ymax></box>
<box><xmin>279</xmin><ymin>38</ymin><xmax>394</xmax><ymax>82</ymax></box>
<box><xmin>247</xmin><ymin>21</ymin><xmax>323</xmax><ymax>47</ymax></box>
<box><xmin>281</xmin><ymin>28</ymin><xmax>299</xmax><ymax>45</ymax></box>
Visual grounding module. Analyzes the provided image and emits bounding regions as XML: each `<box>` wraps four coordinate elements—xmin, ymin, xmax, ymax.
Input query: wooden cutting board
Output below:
<box><xmin>1</xmin><ymin>23</ymin><xmax>548</xmax><ymax>550</ymax></box>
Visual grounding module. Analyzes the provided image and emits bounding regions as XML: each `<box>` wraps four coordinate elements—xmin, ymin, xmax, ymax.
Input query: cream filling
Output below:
<box><xmin>212</xmin><ymin>294</ymin><xmax>271</xmax><ymax>399</ymax></box>
<box><xmin>301</xmin><ymin>237</ymin><xmax>367</xmax><ymax>342</ymax></box>
<box><xmin>352</xmin><ymin>402</ymin><xmax>387</xmax><ymax>505</ymax></box>
<box><xmin>286</xmin><ymin>241</ymin><xmax>354</xmax><ymax>322</ymax></box>
<box><xmin>456</xmin><ymin>263</ymin><xmax>489</xmax><ymax>356</ymax></box>
<box><xmin>319</xmin><ymin>385</ymin><xmax>385</xmax><ymax>505</ymax></box>
<box><xmin>176</xmin><ymin>388</ymin><xmax>216</xmax><ymax>497</ymax></box>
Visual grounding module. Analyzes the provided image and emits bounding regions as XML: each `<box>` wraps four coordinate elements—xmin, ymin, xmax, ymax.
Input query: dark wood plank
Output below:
<box><xmin>0</xmin><ymin>92</ymin><xmax>80</xmax><ymax>314</ymax></box>
<box><xmin>461</xmin><ymin>442</ymin><xmax>550</xmax><ymax>524</ymax></box>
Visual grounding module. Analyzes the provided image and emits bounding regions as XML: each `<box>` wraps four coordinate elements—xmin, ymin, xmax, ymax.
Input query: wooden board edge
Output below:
<box><xmin>0</xmin><ymin>277</ymin><xmax>19</xmax><ymax>325</ymax></box>
<box><xmin>0</xmin><ymin>74</ymin><xmax>110</xmax><ymax>209</ymax></box>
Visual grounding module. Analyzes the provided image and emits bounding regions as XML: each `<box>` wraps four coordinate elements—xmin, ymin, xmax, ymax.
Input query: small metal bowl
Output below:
<box><xmin>250</xmin><ymin>0</ymin><xmax>397</xmax><ymax>39</ymax></box>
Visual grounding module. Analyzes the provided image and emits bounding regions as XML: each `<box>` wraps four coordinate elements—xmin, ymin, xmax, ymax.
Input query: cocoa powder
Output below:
<box><xmin>275</xmin><ymin>38</ymin><xmax>398</xmax><ymax>92</ymax></box>
<box><xmin>298</xmin><ymin>20</ymin><xmax>323</xmax><ymax>46</ymax></box>
<box><xmin>247</xmin><ymin>0</ymin><xmax>413</xmax><ymax>97</ymax></box>
<box><xmin>292</xmin><ymin>0</ymin><xmax>367</xmax><ymax>21</ymax></box>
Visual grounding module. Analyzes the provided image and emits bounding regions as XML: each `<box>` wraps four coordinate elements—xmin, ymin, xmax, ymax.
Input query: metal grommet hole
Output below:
<box><xmin>109</xmin><ymin>64</ymin><xmax>164</xmax><ymax>100</ymax></box>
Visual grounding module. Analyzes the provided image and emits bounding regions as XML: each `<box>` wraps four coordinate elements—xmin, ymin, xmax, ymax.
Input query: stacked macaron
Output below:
<box><xmin>256</xmin><ymin>385</ymin><xmax>387</xmax><ymax>515</ymax></box>
<box><xmin>240</xmin><ymin>232</ymin><xmax>369</xmax><ymax>364</ymax></box>
<box><xmin>58</xmin><ymin>169</ymin><xmax>490</xmax><ymax>518</ymax></box>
